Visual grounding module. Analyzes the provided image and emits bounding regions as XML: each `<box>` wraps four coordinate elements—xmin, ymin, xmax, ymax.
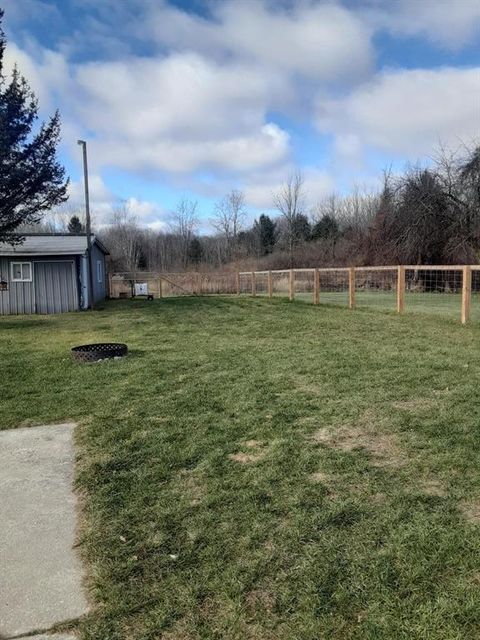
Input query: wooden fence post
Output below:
<box><xmin>289</xmin><ymin>269</ymin><xmax>295</xmax><ymax>301</ymax></box>
<box><xmin>197</xmin><ymin>273</ymin><xmax>202</xmax><ymax>296</ymax></box>
<box><xmin>349</xmin><ymin>267</ymin><xmax>355</xmax><ymax>309</ymax></box>
<box><xmin>461</xmin><ymin>265</ymin><xmax>472</xmax><ymax>324</ymax></box>
<box><xmin>313</xmin><ymin>268</ymin><xmax>319</xmax><ymax>305</ymax></box>
<box><xmin>158</xmin><ymin>276</ymin><xmax>163</xmax><ymax>299</ymax></box>
<box><xmin>236</xmin><ymin>272</ymin><xmax>240</xmax><ymax>295</ymax></box>
<box><xmin>268</xmin><ymin>270</ymin><xmax>273</xmax><ymax>298</ymax></box>
<box><xmin>251</xmin><ymin>271</ymin><xmax>256</xmax><ymax>297</ymax></box>
<box><xmin>397</xmin><ymin>266</ymin><xmax>405</xmax><ymax>313</ymax></box>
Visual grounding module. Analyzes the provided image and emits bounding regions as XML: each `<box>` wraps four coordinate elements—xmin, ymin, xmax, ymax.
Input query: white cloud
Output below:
<box><xmin>63</xmin><ymin>176</ymin><xmax>168</xmax><ymax>230</ymax></box>
<box><xmin>316</xmin><ymin>67</ymin><xmax>480</xmax><ymax>157</ymax></box>
<box><xmin>6</xmin><ymin>40</ymin><xmax>292</xmax><ymax>175</ymax></box>
<box><xmin>3</xmin><ymin>41</ymin><xmax>70</xmax><ymax>110</ymax></box>
<box><xmin>125</xmin><ymin>197</ymin><xmax>168</xmax><ymax>230</ymax></box>
<box><xmin>72</xmin><ymin>52</ymin><xmax>290</xmax><ymax>174</ymax></box>
<box><xmin>364</xmin><ymin>0</ymin><xmax>480</xmax><ymax>50</ymax></box>
<box><xmin>146</xmin><ymin>219</ymin><xmax>169</xmax><ymax>232</ymax></box>
<box><xmin>143</xmin><ymin>1</ymin><xmax>373</xmax><ymax>83</ymax></box>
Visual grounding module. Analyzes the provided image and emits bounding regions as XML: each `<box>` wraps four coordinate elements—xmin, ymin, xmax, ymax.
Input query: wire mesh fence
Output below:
<box><xmin>355</xmin><ymin>268</ymin><xmax>397</xmax><ymax>311</ymax></box>
<box><xmin>471</xmin><ymin>267</ymin><xmax>480</xmax><ymax>323</ymax></box>
<box><xmin>404</xmin><ymin>268</ymin><xmax>463</xmax><ymax>319</ymax></box>
<box><xmin>110</xmin><ymin>266</ymin><xmax>479</xmax><ymax>324</ymax></box>
<box><xmin>293</xmin><ymin>269</ymin><xmax>315</xmax><ymax>302</ymax></box>
<box><xmin>271</xmin><ymin>270</ymin><xmax>290</xmax><ymax>297</ymax></box>
<box><xmin>316</xmin><ymin>269</ymin><xmax>350</xmax><ymax>307</ymax></box>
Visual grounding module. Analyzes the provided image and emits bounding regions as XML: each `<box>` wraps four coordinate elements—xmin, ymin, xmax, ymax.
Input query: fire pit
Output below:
<box><xmin>71</xmin><ymin>343</ymin><xmax>128</xmax><ymax>363</ymax></box>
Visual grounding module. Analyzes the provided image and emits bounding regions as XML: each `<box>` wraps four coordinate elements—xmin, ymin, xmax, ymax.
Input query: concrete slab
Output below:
<box><xmin>0</xmin><ymin>423</ymin><xmax>88</xmax><ymax>638</ymax></box>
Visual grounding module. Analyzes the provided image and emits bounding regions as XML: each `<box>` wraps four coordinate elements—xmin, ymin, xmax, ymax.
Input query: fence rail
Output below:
<box><xmin>109</xmin><ymin>265</ymin><xmax>480</xmax><ymax>324</ymax></box>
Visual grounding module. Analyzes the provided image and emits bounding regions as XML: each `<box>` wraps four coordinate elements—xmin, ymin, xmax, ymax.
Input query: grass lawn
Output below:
<box><xmin>258</xmin><ymin>289</ymin><xmax>480</xmax><ymax>322</ymax></box>
<box><xmin>1</xmin><ymin>297</ymin><xmax>480</xmax><ymax>639</ymax></box>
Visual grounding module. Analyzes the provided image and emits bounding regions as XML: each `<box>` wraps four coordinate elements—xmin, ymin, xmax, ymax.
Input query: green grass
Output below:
<box><xmin>1</xmin><ymin>297</ymin><xmax>480</xmax><ymax>639</ymax></box>
<box><xmin>256</xmin><ymin>289</ymin><xmax>480</xmax><ymax>321</ymax></box>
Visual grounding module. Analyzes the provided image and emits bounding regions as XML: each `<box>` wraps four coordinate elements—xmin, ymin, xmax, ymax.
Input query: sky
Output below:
<box><xmin>2</xmin><ymin>0</ymin><xmax>479</xmax><ymax>232</ymax></box>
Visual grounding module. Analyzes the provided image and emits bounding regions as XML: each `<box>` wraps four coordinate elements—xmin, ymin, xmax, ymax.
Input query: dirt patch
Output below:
<box><xmin>311</xmin><ymin>424</ymin><xmax>405</xmax><ymax>468</ymax></box>
<box><xmin>461</xmin><ymin>500</ymin><xmax>480</xmax><ymax>524</ymax></box>
<box><xmin>392</xmin><ymin>398</ymin><xmax>435</xmax><ymax>411</ymax></box>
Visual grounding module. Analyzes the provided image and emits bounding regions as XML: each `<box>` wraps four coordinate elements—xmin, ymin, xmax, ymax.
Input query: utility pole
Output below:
<box><xmin>77</xmin><ymin>139</ymin><xmax>95</xmax><ymax>310</ymax></box>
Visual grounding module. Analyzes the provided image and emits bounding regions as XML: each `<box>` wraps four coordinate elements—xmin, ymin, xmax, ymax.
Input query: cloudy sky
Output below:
<box><xmin>2</xmin><ymin>0</ymin><xmax>479</xmax><ymax>231</ymax></box>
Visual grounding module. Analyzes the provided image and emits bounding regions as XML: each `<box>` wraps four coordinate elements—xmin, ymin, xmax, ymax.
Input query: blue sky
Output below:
<box><xmin>2</xmin><ymin>0</ymin><xmax>479</xmax><ymax>231</ymax></box>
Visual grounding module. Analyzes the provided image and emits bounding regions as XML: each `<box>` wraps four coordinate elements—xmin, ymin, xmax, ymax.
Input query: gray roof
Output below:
<box><xmin>0</xmin><ymin>234</ymin><xmax>109</xmax><ymax>256</ymax></box>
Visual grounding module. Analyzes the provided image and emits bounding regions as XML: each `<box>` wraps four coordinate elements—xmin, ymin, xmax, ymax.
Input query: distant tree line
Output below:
<box><xmin>98</xmin><ymin>143</ymin><xmax>479</xmax><ymax>273</ymax></box>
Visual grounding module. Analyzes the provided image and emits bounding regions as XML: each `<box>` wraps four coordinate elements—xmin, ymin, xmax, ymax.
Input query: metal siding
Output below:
<box><xmin>34</xmin><ymin>261</ymin><xmax>78</xmax><ymax>314</ymax></box>
<box><xmin>0</xmin><ymin>256</ymin><xmax>82</xmax><ymax>315</ymax></box>
<box><xmin>0</xmin><ymin>258</ymin><xmax>35</xmax><ymax>315</ymax></box>
<box><xmin>0</xmin><ymin>257</ymin><xmax>9</xmax><ymax>314</ymax></box>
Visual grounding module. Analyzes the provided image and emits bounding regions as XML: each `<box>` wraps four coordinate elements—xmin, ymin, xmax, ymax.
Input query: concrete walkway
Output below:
<box><xmin>0</xmin><ymin>423</ymin><xmax>88</xmax><ymax>638</ymax></box>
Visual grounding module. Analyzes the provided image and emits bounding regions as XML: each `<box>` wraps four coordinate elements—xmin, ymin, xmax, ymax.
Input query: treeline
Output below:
<box><xmin>39</xmin><ymin>143</ymin><xmax>473</xmax><ymax>273</ymax></box>
<box><xmin>101</xmin><ymin>144</ymin><xmax>479</xmax><ymax>273</ymax></box>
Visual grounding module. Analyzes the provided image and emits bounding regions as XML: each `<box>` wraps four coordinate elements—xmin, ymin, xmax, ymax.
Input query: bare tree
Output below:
<box><xmin>273</xmin><ymin>171</ymin><xmax>305</xmax><ymax>266</ymax></box>
<box><xmin>211</xmin><ymin>189</ymin><xmax>246</xmax><ymax>260</ymax></box>
<box><xmin>104</xmin><ymin>203</ymin><xmax>142</xmax><ymax>272</ymax></box>
<box><xmin>170</xmin><ymin>198</ymin><xmax>199</xmax><ymax>268</ymax></box>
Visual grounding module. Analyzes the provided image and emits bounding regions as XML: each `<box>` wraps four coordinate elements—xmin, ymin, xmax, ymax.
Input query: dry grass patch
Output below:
<box><xmin>309</xmin><ymin>471</ymin><xmax>332</xmax><ymax>484</ymax></box>
<box><xmin>160</xmin><ymin>620</ymin><xmax>195</xmax><ymax>640</ymax></box>
<box><xmin>311</xmin><ymin>422</ymin><xmax>406</xmax><ymax>468</ymax></box>
<box><xmin>244</xmin><ymin>439</ymin><xmax>264</xmax><ymax>448</ymax></box>
<box><xmin>419</xmin><ymin>478</ymin><xmax>447</xmax><ymax>497</ymax></box>
<box><xmin>229</xmin><ymin>440</ymin><xmax>269</xmax><ymax>464</ymax></box>
<box><xmin>245</xmin><ymin>589</ymin><xmax>276</xmax><ymax>616</ymax></box>
<box><xmin>177</xmin><ymin>468</ymin><xmax>205</xmax><ymax>506</ymax></box>
<box><xmin>460</xmin><ymin>500</ymin><xmax>480</xmax><ymax>524</ymax></box>
<box><xmin>392</xmin><ymin>398</ymin><xmax>435</xmax><ymax>411</ymax></box>
<box><xmin>229</xmin><ymin>452</ymin><xmax>265</xmax><ymax>464</ymax></box>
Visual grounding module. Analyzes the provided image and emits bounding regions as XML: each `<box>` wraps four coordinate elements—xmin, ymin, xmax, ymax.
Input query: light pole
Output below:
<box><xmin>77</xmin><ymin>139</ymin><xmax>95</xmax><ymax>310</ymax></box>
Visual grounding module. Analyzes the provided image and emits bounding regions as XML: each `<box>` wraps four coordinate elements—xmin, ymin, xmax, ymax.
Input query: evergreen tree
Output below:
<box><xmin>0</xmin><ymin>10</ymin><xmax>68</xmax><ymax>243</ymax></box>
<box><xmin>137</xmin><ymin>246</ymin><xmax>148</xmax><ymax>270</ymax></box>
<box><xmin>187</xmin><ymin>237</ymin><xmax>203</xmax><ymax>265</ymax></box>
<box><xmin>292</xmin><ymin>213</ymin><xmax>311</xmax><ymax>242</ymax></box>
<box><xmin>67</xmin><ymin>215</ymin><xmax>83</xmax><ymax>234</ymax></box>
<box><xmin>254</xmin><ymin>214</ymin><xmax>276</xmax><ymax>255</ymax></box>
<box><xmin>311</xmin><ymin>215</ymin><xmax>339</xmax><ymax>241</ymax></box>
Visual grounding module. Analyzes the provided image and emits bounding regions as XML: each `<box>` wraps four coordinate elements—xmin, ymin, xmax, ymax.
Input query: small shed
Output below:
<box><xmin>0</xmin><ymin>234</ymin><xmax>109</xmax><ymax>315</ymax></box>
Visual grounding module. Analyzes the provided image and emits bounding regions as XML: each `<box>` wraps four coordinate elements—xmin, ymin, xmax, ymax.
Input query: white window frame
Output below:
<box><xmin>11</xmin><ymin>261</ymin><xmax>32</xmax><ymax>283</ymax></box>
<box><xmin>96</xmin><ymin>260</ymin><xmax>103</xmax><ymax>283</ymax></box>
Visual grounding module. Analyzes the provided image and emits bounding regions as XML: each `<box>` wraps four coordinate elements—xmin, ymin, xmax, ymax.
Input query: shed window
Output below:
<box><xmin>11</xmin><ymin>262</ymin><xmax>32</xmax><ymax>282</ymax></box>
<box><xmin>96</xmin><ymin>260</ymin><xmax>103</xmax><ymax>283</ymax></box>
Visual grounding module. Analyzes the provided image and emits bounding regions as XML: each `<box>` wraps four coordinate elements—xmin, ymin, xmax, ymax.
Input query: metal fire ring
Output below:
<box><xmin>71</xmin><ymin>343</ymin><xmax>128</xmax><ymax>363</ymax></box>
